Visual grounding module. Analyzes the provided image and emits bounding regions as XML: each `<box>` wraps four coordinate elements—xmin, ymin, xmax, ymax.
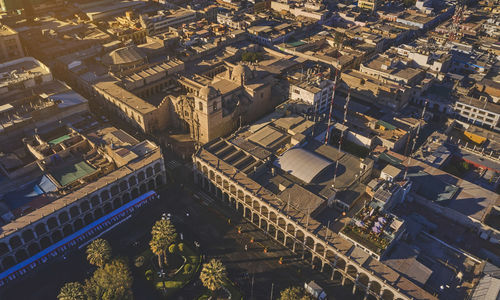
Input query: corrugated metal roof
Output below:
<box><xmin>274</xmin><ymin>148</ymin><xmax>332</xmax><ymax>183</ymax></box>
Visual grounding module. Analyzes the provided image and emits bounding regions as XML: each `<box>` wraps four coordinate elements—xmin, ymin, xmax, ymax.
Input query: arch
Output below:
<box><xmin>122</xmin><ymin>193</ymin><xmax>131</xmax><ymax>204</ymax></box>
<box><xmin>80</xmin><ymin>200</ymin><xmax>90</xmax><ymax>212</ymax></box>
<box><xmin>277</xmin><ymin>217</ymin><xmax>286</xmax><ymax>230</ymax></box>
<box><xmin>358</xmin><ymin>273</ymin><xmax>370</xmax><ymax>291</ymax></box>
<box><xmin>268</xmin><ymin>224</ymin><xmax>277</xmax><ymax>237</ymax></box>
<box><xmin>285</xmin><ymin>235</ymin><xmax>294</xmax><ymax>248</ymax></box>
<box><xmin>215</xmin><ymin>175</ymin><xmax>222</xmax><ymax>185</ymax></box>
<box><xmin>2</xmin><ymin>256</ymin><xmax>15</xmax><ymax>270</ymax></box>
<box><xmin>21</xmin><ymin>229</ymin><xmax>35</xmax><ymax>243</ymax></box>
<box><xmin>202</xmin><ymin>166</ymin><xmax>208</xmax><ymax>176</ymax></box>
<box><xmin>128</xmin><ymin>176</ymin><xmax>137</xmax><ymax>187</ymax></box>
<box><xmin>148</xmin><ymin>179</ymin><xmax>155</xmax><ymax>190</ymax></box>
<box><xmin>223</xmin><ymin>180</ymin><xmax>229</xmax><ymax>190</ymax></box>
<box><xmin>303</xmin><ymin>250</ymin><xmax>313</xmax><ymax>263</ymax></box>
<box><xmin>312</xmin><ymin>256</ymin><xmax>322</xmax><ymax>270</ymax></box>
<box><xmin>236</xmin><ymin>200</ymin><xmax>243</xmax><ymax>215</ymax></box>
<box><xmin>9</xmin><ymin>235</ymin><xmax>22</xmax><ymax>249</ymax></box>
<box><xmin>63</xmin><ymin>224</ymin><xmax>73</xmax><ymax>237</ymax></box>
<box><xmin>315</xmin><ymin>243</ymin><xmax>325</xmax><ymax>257</ymax></box>
<box><xmin>104</xmin><ymin>202</ymin><xmax>112</xmax><ymax>214</ymax></box>
<box><xmin>110</xmin><ymin>185</ymin><xmax>119</xmax><ymax>196</ymax></box>
<box><xmin>323</xmin><ymin>263</ymin><xmax>334</xmax><ymax>278</ymax></box>
<box><xmin>276</xmin><ymin>230</ymin><xmax>285</xmax><ymax>244</ymax></box>
<box><xmin>59</xmin><ymin>211</ymin><xmax>69</xmax><ymax>224</ymax></box>
<box><xmin>119</xmin><ymin>181</ymin><xmax>128</xmax><ymax>192</ymax></box>
<box><xmin>69</xmin><ymin>206</ymin><xmax>80</xmax><ymax>218</ymax></box>
<box><xmin>237</xmin><ymin>190</ymin><xmax>244</xmax><ymax>200</ymax></box>
<box><xmin>146</xmin><ymin>166</ymin><xmax>154</xmax><ymax>177</ymax></box>
<box><xmin>295</xmin><ymin>229</ymin><xmax>305</xmax><ymax>243</ymax></box>
<box><xmin>244</xmin><ymin>207</ymin><xmax>252</xmax><ymax>219</ymax></box>
<box><xmin>0</xmin><ymin>243</ymin><xmax>9</xmax><ymax>256</ymax></box>
<box><xmin>196</xmin><ymin>161</ymin><xmax>202</xmax><ymax>171</ymax></box>
<box><xmin>94</xmin><ymin>208</ymin><xmax>103</xmax><ymax>219</ymax></box>
<box><xmin>369</xmin><ymin>281</ymin><xmax>381</xmax><ymax>297</ymax></box>
<box><xmin>28</xmin><ymin>243</ymin><xmax>40</xmax><ymax>256</ymax></box>
<box><xmin>260</xmin><ymin>219</ymin><xmax>268</xmax><ymax>231</ymax></box>
<box><xmin>73</xmin><ymin>218</ymin><xmax>84</xmax><ymax>231</ymax></box>
<box><xmin>140</xmin><ymin>183</ymin><xmax>147</xmax><ymax>194</ymax></box>
<box><xmin>47</xmin><ymin>217</ymin><xmax>58</xmax><ymax>230</ymax></box>
<box><xmin>51</xmin><ymin>230</ymin><xmax>63</xmax><ymax>243</ymax></box>
<box><xmin>34</xmin><ymin>223</ymin><xmax>47</xmax><ymax>237</ymax></box>
<box><xmin>260</xmin><ymin>205</ymin><xmax>268</xmax><ymax>218</ymax></box>
<box><xmin>113</xmin><ymin>198</ymin><xmax>122</xmax><ymax>209</ymax></box>
<box><xmin>346</xmin><ymin>265</ymin><xmax>358</xmax><ymax>283</ymax></box>
<box><xmin>252</xmin><ymin>213</ymin><xmax>260</xmax><ymax>226</ymax></box>
<box><xmin>90</xmin><ymin>195</ymin><xmax>100</xmax><ymax>207</ymax></box>
<box><xmin>101</xmin><ymin>190</ymin><xmax>110</xmax><ymax>201</ymax></box>
<box><xmin>154</xmin><ymin>162</ymin><xmax>161</xmax><ymax>174</ymax></box>
<box><xmin>40</xmin><ymin>236</ymin><xmax>51</xmax><ymax>249</ymax></box>
<box><xmin>336</xmin><ymin>257</ymin><xmax>346</xmax><ymax>270</ymax></box>
<box><xmin>209</xmin><ymin>170</ymin><xmax>215</xmax><ymax>180</ymax></box>
<box><xmin>381</xmin><ymin>289</ymin><xmax>394</xmax><ymax>300</ymax></box>
<box><xmin>131</xmin><ymin>188</ymin><xmax>139</xmax><ymax>199</ymax></box>
<box><xmin>15</xmin><ymin>249</ymin><xmax>28</xmax><ymax>262</ymax></box>
<box><xmin>252</xmin><ymin>200</ymin><xmax>260</xmax><ymax>211</ymax></box>
<box><xmin>138</xmin><ymin>171</ymin><xmax>145</xmax><ymax>182</ymax></box>
<box><xmin>229</xmin><ymin>185</ymin><xmax>236</xmax><ymax>195</ymax></box>
<box><xmin>286</xmin><ymin>223</ymin><xmax>295</xmax><ymax>236</ymax></box>
<box><xmin>155</xmin><ymin>175</ymin><xmax>163</xmax><ymax>187</ymax></box>
<box><xmin>326</xmin><ymin>250</ymin><xmax>336</xmax><ymax>261</ymax></box>
<box><xmin>305</xmin><ymin>236</ymin><xmax>315</xmax><ymax>249</ymax></box>
<box><xmin>84</xmin><ymin>213</ymin><xmax>94</xmax><ymax>225</ymax></box>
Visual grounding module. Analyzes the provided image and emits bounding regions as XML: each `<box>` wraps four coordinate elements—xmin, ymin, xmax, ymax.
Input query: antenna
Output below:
<box><xmin>404</xmin><ymin>100</ymin><xmax>427</xmax><ymax>180</ymax></box>
<box><xmin>324</xmin><ymin>69</ymin><xmax>339</xmax><ymax>145</ymax></box>
<box><xmin>333</xmin><ymin>89</ymin><xmax>350</xmax><ymax>188</ymax></box>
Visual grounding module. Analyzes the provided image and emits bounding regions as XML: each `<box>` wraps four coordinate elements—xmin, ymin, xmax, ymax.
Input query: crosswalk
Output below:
<box><xmin>166</xmin><ymin>160</ymin><xmax>181</xmax><ymax>170</ymax></box>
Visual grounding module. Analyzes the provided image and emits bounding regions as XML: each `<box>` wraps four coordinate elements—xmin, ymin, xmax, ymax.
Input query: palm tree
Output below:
<box><xmin>200</xmin><ymin>259</ymin><xmax>226</xmax><ymax>293</ymax></box>
<box><xmin>58</xmin><ymin>282</ymin><xmax>85</xmax><ymax>300</ymax></box>
<box><xmin>86</xmin><ymin>238</ymin><xmax>111</xmax><ymax>267</ymax></box>
<box><xmin>149</xmin><ymin>218</ymin><xmax>177</xmax><ymax>268</ymax></box>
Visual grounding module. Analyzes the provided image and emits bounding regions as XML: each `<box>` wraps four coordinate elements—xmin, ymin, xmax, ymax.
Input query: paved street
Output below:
<box><xmin>0</xmin><ymin>161</ymin><xmax>360</xmax><ymax>300</ymax></box>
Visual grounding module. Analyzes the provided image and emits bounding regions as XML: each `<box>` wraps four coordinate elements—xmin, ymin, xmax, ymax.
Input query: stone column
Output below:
<box><xmin>363</xmin><ymin>282</ymin><xmax>371</xmax><ymax>300</ymax></box>
<box><xmin>352</xmin><ymin>273</ymin><xmax>359</xmax><ymax>294</ymax></box>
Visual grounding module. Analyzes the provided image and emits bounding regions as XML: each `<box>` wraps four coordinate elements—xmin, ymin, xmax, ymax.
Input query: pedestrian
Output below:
<box><xmin>245</xmin><ymin>244</ymin><xmax>248</xmax><ymax>251</ymax></box>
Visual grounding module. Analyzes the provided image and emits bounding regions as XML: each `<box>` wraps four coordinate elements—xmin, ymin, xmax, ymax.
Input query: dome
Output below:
<box><xmin>199</xmin><ymin>85</ymin><xmax>218</xmax><ymax>99</ymax></box>
<box><xmin>231</xmin><ymin>64</ymin><xmax>253</xmax><ymax>83</ymax></box>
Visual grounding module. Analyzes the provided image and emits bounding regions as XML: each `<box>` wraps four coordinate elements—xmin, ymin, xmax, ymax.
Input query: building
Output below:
<box><xmin>140</xmin><ymin>8</ymin><xmax>197</xmax><ymax>36</ymax></box>
<box><xmin>0</xmin><ymin>121</ymin><xmax>165</xmax><ymax>273</ymax></box>
<box><xmin>174</xmin><ymin>63</ymin><xmax>276</xmax><ymax>144</ymax></box>
<box><xmin>0</xmin><ymin>57</ymin><xmax>89</xmax><ymax>141</ymax></box>
<box><xmin>193</xmin><ymin>111</ymin><xmax>437</xmax><ymax>300</ymax></box>
<box><xmin>454</xmin><ymin>96</ymin><xmax>500</xmax><ymax>131</ymax></box>
<box><xmin>288</xmin><ymin>70</ymin><xmax>334</xmax><ymax>114</ymax></box>
<box><xmin>0</xmin><ymin>25</ymin><xmax>24</xmax><ymax>63</ymax></box>
<box><xmin>92</xmin><ymin>57</ymin><xmax>185</xmax><ymax>134</ymax></box>
<box><xmin>357</xmin><ymin>0</ymin><xmax>379</xmax><ymax>12</ymax></box>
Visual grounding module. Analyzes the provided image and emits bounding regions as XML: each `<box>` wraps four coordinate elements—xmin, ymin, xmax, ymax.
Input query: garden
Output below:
<box><xmin>134</xmin><ymin>241</ymin><xmax>201</xmax><ymax>298</ymax></box>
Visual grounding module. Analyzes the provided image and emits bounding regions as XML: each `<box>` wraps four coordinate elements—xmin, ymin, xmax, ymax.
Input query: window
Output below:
<box><xmin>198</xmin><ymin>102</ymin><xmax>203</xmax><ymax>111</ymax></box>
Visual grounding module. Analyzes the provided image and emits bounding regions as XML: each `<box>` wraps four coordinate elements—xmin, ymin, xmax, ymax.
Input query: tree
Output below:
<box><xmin>200</xmin><ymin>259</ymin><xmax>226</xmax><ymax>292</ymax></box>
<box><xmin>84</xmin><ymin>258</ymin><xmax>133</xmax><ymax>300</ymax></box>
<box><xmin>334</xmin><ymin>32</ymin><xmax>346</xmax><ymax>48</ymax></box>
<box><xmin>279</xmin><ymin>286</ymin><xmax>313</xmax><ymax>300</ymax></box>
<box><xmin>86</xmin><ymin>238</ymin><xmax>112</xmax><ymax>268</ymax></box>
<box><xmin>58</xmin><ymin>282</ymin><xmax>85</xmax><ymax>300</ymax></box>
<box><xmin>149</xmin><ymin>218</ymin><xmax>177</xmax><ymax>268</ymax></box>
